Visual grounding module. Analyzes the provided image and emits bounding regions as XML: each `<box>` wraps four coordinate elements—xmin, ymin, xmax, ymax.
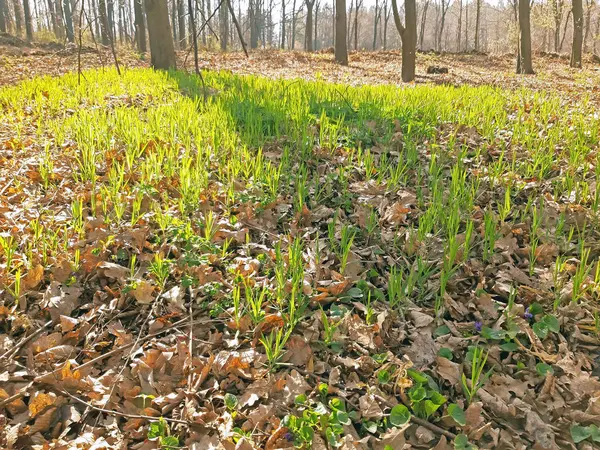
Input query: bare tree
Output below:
<box><xmin>23</xmin><ymin>0</ymin><xmax>33</xmax><ymax>40</ymax></box>
<box><xmin>281</xmin><ymin>0</ymin><xmax>286</xmax><ymax>47</ymax></box>
<box><xmin>353</xmin><ymin>0</ymin><xmax>362</xmax><ymax>49</ymax></box>
<box><xmin>134</xmin><ymin>0</ymin><xmax>147</xmax><ymax>52</ymax></box>
<box><xmin>63</xmin><ymin>0</ymin><xmax>74</xmax><ymax>42</ymax></box>
<box><xmin>0</xmin><ymin>0</ymin><xmax>6</xmax><ymax>32</ymax></box>
<box><xmin>571</xmin><ymin>0</ymin><xmax>583</xmax><ymax>66</ymax></box>
<box><xmin>583</xmin><ymin>0</ymin><xmax>593</xmax><ymax>52</ymax></box>
<box><xmin>382</xmin><ymin>0</ymin><xmax>391</xmax><ymax>49</ymax></box>
<box><xmin>436</xmin><ymin>0</ymin><xmax>450</xmax><ymax>51</ymax></box>
<box><xmin>419</xmin><ymin>0</ymin><xmax>429</xmax><ymax>49</ymax></box>
<box><xmin>335</xmin><ymin>0</ymin><xmax>348</xmax><ymax>64</ymax></box>
<box><xmin>474</xmin><ymin>0</ymin><xmax>481</xmax><ymax>50</ymax></box>
<box><xmin>517</xmin><ymin>0</ymin><xmax>534</xmax><ymax>73</ymax></box>
<box><xmin>177</xmin><ymin>0</ymin><xmax>185</xmax><ymax>48</ymax></box>
<box><xmin>220</xmin><ymin>0</ymin><xmax>228</xmax><ymax>49</ymax></box>
<box><xmin>552</xmin><ymin>0</ymin><xmax>563</xmax><ymax>51</ymax></box>
<box><xmin>305</xmin><ymin>0</ymin><xmax>315</xmax><ymax>50</ymax></box>
<box><xmin>314</xmin><ymin>0</ymin><xmax>319</xmax><ymax>49</ymax></box>
<box><xmin>145</xmin><ymin>0</ymin><xmax>177</xmax><ymax>68</ymax></box>
<box><xmin>391</xmin><ymin>0</ymin><xmax>417</xmax><ymax>81</ymax></box>
<box><xmin>373</xmin><ymin>0</ymin><xmax>380</xmax><ymax>49</ymax></box>
<box><xmin>456</xmin><ymin>0</ymin><xmax>462</xmax><ymax>50</ymax></box>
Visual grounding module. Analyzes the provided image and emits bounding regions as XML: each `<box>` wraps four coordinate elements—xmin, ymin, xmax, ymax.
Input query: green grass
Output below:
<box><xmin>1</xmin><ymin>66</ymin><xmax>600</xmax><ymax>447</ymax></box>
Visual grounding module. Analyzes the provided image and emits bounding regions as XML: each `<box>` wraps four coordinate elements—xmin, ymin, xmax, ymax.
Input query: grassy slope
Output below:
<box><xmin>0</xmin><ymin>67</ymin><xmax>599</xmax><ymax>449</ymax></box>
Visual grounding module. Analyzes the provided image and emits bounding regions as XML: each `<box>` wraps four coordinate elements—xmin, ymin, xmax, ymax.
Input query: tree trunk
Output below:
<box><xmin>474</xmin><ymin>0</ymin><xmax>480</xmax><ymax>51</ymax></box>
<box><xmin>392</xmin><ymin>0</ymin><xmax>416</xmax><ymax>81</ymax></box>
<box><xmin>0</xmin><ymin>0</ymin><xmax>5</xmax><ymax>33</ymax></box>
<box><xmin>47</xmin><ymin>0</ymin><xmax>59</xmax><ymax>35</ymax></box>
<box><xmin>552</xmin><ymin>0</ymin><xmax>562</xmax><ymax>52</ymax></box>
<box><xmin>383</xmin><ymin>0</ymin><xmax>390</xmax><ymax>49</ymax></box>
<box><xmin>518</xmin><ymin>0</ymin><xmax>534</xmax><ymax>73</ymax></box>
<box><xmin>464</xmin><ymin>0</ymin><xmax>468</xmax><ymax>50</ymax></box>
<box><xmin>559</xmin><ymin>9</ymin><xmax>571</xmax><ymax>51</ymax></box>
<box><xmin>13</xmin><ymin>0</ymin><xmax>23</xmax><ymax>36</ymax></box>
<box><xmin>63</xmin><ymin>0</ymin><xmax>74</xmax><ymax>42</ymax></box>
<box><xmin>23</xmin><ymin>0</ymin><xmax>33</xmax><ymax>41</ymax></box>
<box><xmin>353</xmin><ymin>0</ymin><xmax>361</xmax><ymax>50</ymax></box>
<box><xmin>334</xmin><ymin>0</ymin><xmax>348</xmax><ymax>64</ymax></box>
<box><xmin>457</xmin><ymin>0</ymin><xmax>462</xmax><ymax>51</ymax></box>
<box><xmin>98</xmin><ymin>0</ymin><xmax>110</xmax><ymax>44</ymax></box>
<box><xmin>280</xmin><ymin>0</ymin><xmax>285</xmax><ymax>48</ymax></box>
<box><xmin>314</xmin><ymin>0</ymin><xmax>318</xmax><ymax>49</ymax></box>
<box><xmin>145</xmin><ymin>0</ymin><xmax>177</xmax><ymax>68</ymax></box>
<box><xmin>220</xmin><ymin>0</ymin><xmax>229</xmax><ymax>50</ymax></box>
<box><xmin>583</xmin><ymin>0</ymin><xmax>591</xmax><ymax>52</ymax></box>
<box><xmin>177</xmin><ymin>0</ymin><xmax>185</xmax><ymax>48</ymax></box>
<box><xmin>438</xmin><ymin>0</ymin><xmax>447</xmax><ymax>51</ymax></box>
<box><xmin>571</xmin><ymin>0</ymin><xmax>583</xmax><ymax>66</ymax></box>
<box><xmin>418</xmin><ymin>0</ymin><xmax>428</xmax><ymax>50</ymax></box>
<box><xmin>290</xmin><ymin>0</ymin><xmax>296</xmax><ymax>48</ymax></box>
<box><xmin>134</xmin><ymin>0</ymin><xmax>147</xmax><ymax>52</ymax></box>
<box><xmin>305</xmin><ymin>0</ymin><xmax>314</xmax><ymax>50</ymax></box>
<box><xmin>372</xmin><ymin>0</ymin><xmax>379</xmax><ymax>49</ymax></box>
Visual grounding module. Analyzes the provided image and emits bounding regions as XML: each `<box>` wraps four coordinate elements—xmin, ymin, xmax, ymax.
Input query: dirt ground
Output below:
<box><xmin>2</xmin><ymin>36</ymin><xmax>600</xmax><ymax>97</ymax></box>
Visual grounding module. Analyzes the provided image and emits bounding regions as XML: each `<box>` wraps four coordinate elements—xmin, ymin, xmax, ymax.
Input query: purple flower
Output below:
<box><xmin>523</xmin><ymin>308</ymin><xmax>533</xmax><ymax>321</ymax></box>
<box><xmin>474</xmin><ymin>321</ymin><xmax>483</xmax><ymax>333</ymax></box>
<box><xmin>284</xmin><ymin>432</ymin><xmax>294</xmax><ymax>442</ymax></box>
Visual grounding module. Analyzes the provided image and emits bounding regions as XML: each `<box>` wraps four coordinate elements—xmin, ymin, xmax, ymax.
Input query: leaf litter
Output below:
<box><xmin>0</xmin><ymin>53</ymin><xmax>599</xmax><ymax>450</ymax></box>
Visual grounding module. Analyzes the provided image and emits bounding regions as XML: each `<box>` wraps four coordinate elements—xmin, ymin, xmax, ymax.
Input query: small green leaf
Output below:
<box><xmin>326</xmin><ymin>426</ymin><xmax>339</xmax><ymax>446</ymax></box>
<box><xmin>334</xmin><ymin>410</ymin><xmax>350</xmax><ymax>425</ymax></box>
<box><xmin>346</xmin><ymin>287</ymin><xmax>363</xmax><ymax>298</ymax></box>
<box><xmin>294</xmin><ymin>394</ymin><xmax>307</xmax><ymax>405</ymax></box>
<box><xmin>160</xmin><ymin>435</ymin><xmax>180</xmax><ymax>449</ymax></box>
<box><xmin>532</xmin><ymin>321</ymin><xmax>549</xmax><ymax>340</ymax></box>
<box><xmin>589</xmin><ymin>424</ymin><xmax>600</xmax><ymax>442</ymax></box>
<box><xmin>224</xmin><ymin>393</ymin><xmax>238</xmax><ymax>410</ymax></box>
<box><xmin>438</xmin><ymin>347</ymin><xmax>454</xmax><ymax>360</ymax></box>
<box><xmin>377</xmin><ymin>369</ymin><xmax>391</xmax><ymax>384</ymax></box>
<box><xmin>364</xmin><ymin>420</ymin><xmax>378</xmax><ymax>433</ymax></box>
<box><xmin>329</xmin><ymin>398</ymin><xmax>345</xmax><ymax>411</ymax></box>
<box><xmin>535</xmin><ymin>363</ymin><xmax>554</xmax><ymax>377</ymax></box>
<box><xmin>409</xmin><ymin>386</ymin><xmax>427</xmax><ymax>402</ymax></box>
<box><xmin>389</xmin><ymin>404</ymin><xmax>411</xmax><ymax>426</ymax></box>
<box><xmin>448</xmin><ymin>403</ymin><xmax>466</xmax><ymax>426</ymax></box>
<box><xmin>500</xmin><ymin>341</ymin><xmax>519</xmax><ymax>352</ymax></box>
<box><xmin>429</xmin><ymin>391</ymin><xmax>447</xmax><ymax>406</ymax></box>
<box><xmin>481</xmin><ymin>326</ymin><xmax>506</xmax><ymax>340</ymax></box>
<box><xmin>571</xmin><ymin>424</ymin><xmax>592</xmax><ymax>443</ymax></box>
<box><xmin>434</xmin><ymin>325</ymin><xmax>451</xmax><ymax>337</ymax></box>
<box><xmin>423</xmin><ymin>399</ymin><xmax>442</xmax><ymax>418</ymax></box>
<box><xmin>407</xmin><ymin>368</ymin><xmax>428</xmax><ymax>384</ymax></box>
<box><xmin>454</xmin><ymin>433</ymin><xmax>470</xmax><ymax>449</ymax></box>
<box><xmin>529</xmin><ymin>302</ymin><xmax>544</xmax><ymax>315</ymax></box>
<box><xmin>542</xmin><ymin>314</ymin><xmax>560</xmax><ymax>333</ymax></box>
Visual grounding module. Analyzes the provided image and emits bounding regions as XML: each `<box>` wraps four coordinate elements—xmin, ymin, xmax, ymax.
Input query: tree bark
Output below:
<box><xmin>457</xmin><ymin>0</ymin><xmax>462</xmax><ymax>51</ymax></box>
<box><xmin>177</xmin><ymin>0</ymin><xmax>185</xmax><ymax>48</ymax></box>
<box><xmin>145</xmin><ymin>0</ymin><xmax>177</xmax><ymax>69</ymax></box>
<box><xmin>134</xmin><ymin>0</ymin><xmax>147</xmax><ymax>52</ymax></box>
<box><xmin>334</xmin><ymin>0</ymin><xmax>348</xmax><ymax>64</ymax></box>
<box><xmin>418</xmin><ymin>0</ymin><xmax>428</xmax><ymax>50</ymax></box>
<box><xmin>280</xmin><ymin>0</ymin><xmax>285</xmax><ymax>48</ymax></box>
<box><xmin>304</xmin><ymin>0</ymin><xmax>314</xmax><ymax>50</ymax></box>
<box><xmin>0</xmin><ymin>0</ymin><xmax>5</xmax><ymax>33</ymax></box>
<box><xmin>314</xmin><ymin>0</ymin><xmax>318</xmax><ymax>49</ymax></box>
<box><xmin>63</xmin><ymin>0</ymin><xmax>75</xmax><ymax>42</ymax></box>
<box><xmin>98</xmin><ymin>0</ymin><xmax>110</xmax><ymax>44</ymax></box>
<box><xmin>23</xmin><ymin>0</ymin><xmax>33</xmax><ymax>41</ymax></box>
<box><xmin>12</xmin><ymin>0</ymin><xmax>23</xmax><ymax>36</ymax></box>
<box><xmin>353</xmin><ymin>0</ymin><xmax>361</xmax><ymax>50</ymax></box>
<box><xmin>583</xmin><ymin>0</ymin><xmax>592</xmax><ymax>52</ymax></box>
<box><xmin>474</xmin><ymin>0</ymin><xmax>481</xmax><ymax>51</ymax></box>
<box><xmin>570</xmin><ymin>0</ymin><xmax>583</xmax><ymax>67</ymax></box>
<box><xmin>517</xmin><ymin>0</ymin><xmax>534</xmax><ymax>73</ymax></box>
<box><xmin>392</xmin><ymin>0</ymin><xmax>416</xmax><ymax>81</ymax></box>
<box><xmin>220</xmin><ymin>0</ymin><xmax>228</xmax><ymax>49</ymax></box>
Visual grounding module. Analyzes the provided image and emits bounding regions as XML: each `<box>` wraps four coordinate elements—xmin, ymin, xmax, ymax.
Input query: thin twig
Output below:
<box><xmin>62</xmin><ymin>389</ymin><xmax>188</xmax><ymax>424</ymax></box>
<box><xmin>0</xmin><ymin>320</ymin><xmax>52</xmax><ymax>363</ymax></box>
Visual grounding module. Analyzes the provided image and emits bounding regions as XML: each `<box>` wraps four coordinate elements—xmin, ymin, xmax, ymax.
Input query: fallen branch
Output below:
<box><xmin>0</xmin><ymin>320</ymin><xmax>53</xmax><ymax>364</ymax></box>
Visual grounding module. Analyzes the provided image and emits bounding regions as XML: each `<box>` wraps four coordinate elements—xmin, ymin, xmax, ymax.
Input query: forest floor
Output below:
<box><xmin>1</xmin><ymin>40</ymin><xmax>600</xmax><ymax>450</ymax></box>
